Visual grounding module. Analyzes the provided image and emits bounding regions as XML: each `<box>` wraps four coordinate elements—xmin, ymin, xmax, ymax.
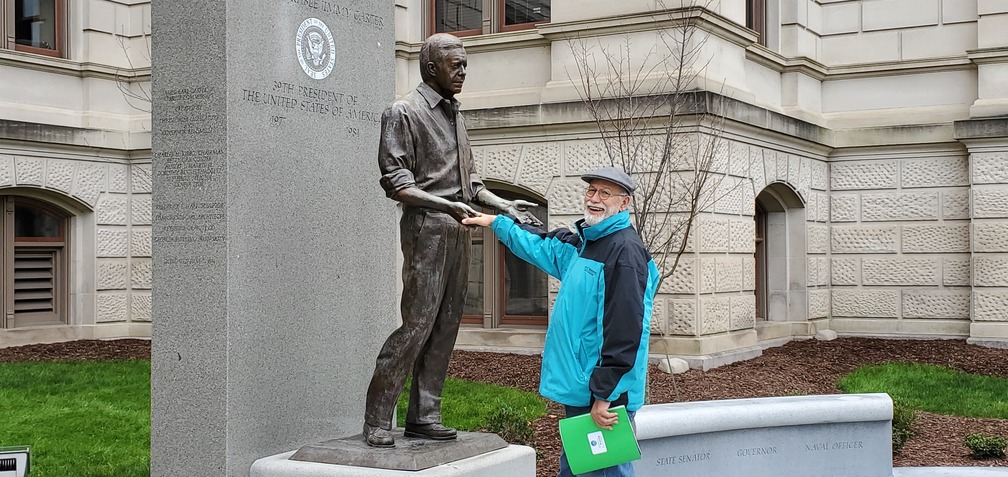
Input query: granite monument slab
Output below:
<box><xmin>150</xmin><ymin>1</ymin><xmax>396</xmax><ymax>476</ymax></box>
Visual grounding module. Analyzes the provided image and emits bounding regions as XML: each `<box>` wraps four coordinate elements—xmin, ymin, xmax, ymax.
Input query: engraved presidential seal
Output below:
<box><xmin>296</xmin><ymin>18</ymin><xmax>336</xmax><ymax>80</ymax></box>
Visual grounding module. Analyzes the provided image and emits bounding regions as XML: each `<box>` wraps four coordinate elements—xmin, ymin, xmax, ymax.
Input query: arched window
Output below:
<box><xmin>0</xmin><ymin>197</ymin><xmax>69</xmax><ymax>328</ymax></box>
<box><xmin>464</xmin><ymin>188</ymin><xmax>548</xmax><ymax>327</ymax></box>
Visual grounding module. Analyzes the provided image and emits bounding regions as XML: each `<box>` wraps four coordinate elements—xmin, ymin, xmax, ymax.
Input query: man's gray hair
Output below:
<box><xmin>419</xmin><ymin>33</ymin><xmax>464</xmax><ymax>81</ymax></box>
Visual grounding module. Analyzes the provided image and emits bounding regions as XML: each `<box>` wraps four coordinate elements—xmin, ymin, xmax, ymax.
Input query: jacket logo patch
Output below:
<box><xmin>585</xmin><ymin>267</ymin><xmax>596</xmax><ymax>276</ymax></box>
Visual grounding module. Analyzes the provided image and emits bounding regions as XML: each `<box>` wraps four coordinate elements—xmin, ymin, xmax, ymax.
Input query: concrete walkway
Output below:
<box><xmin>893</xmin><ymin>468</ymin><xmax>1008</xmax><ymax>476</ymax></box>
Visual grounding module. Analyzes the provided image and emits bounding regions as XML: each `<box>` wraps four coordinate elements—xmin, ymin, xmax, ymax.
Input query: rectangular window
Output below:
<box><xmin>4</xmin><ymin>0</ymin><xmax>65</xmax><ymax>57</ymax></box>
<box><xmin>431</xmin><ymin>0</ymin><xmax>549</xmax><ymax>36</ymax></box>
<box><xmin>501</xmin><ymin>0</ymin><xmax>550</xmax><ymax>32</ymax></box>
<box><xmin>433</xmin><ymin>0</ymin><xmax>483</xmax><ymax>36</ymax></box>
<box><xmin>500</xmin><ymin>202</ymin><xmax>548</xmax><ymax>325</ymax></box>
<box><xmin>746</xmin><ymin>0</ymin><xmax>766</xmax><ymax>46</ymax></box>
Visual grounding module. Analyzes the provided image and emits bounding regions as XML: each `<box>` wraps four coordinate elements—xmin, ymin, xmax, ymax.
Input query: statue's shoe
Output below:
<box><xmin>404</xmin><ymin>422</ymin><xmax>457</xmax><ymax>440</ymax></box>
<box><xmin>363</xmin><ymin>423</ymin><xmax>395</xmax><ymax>448</ymax></box>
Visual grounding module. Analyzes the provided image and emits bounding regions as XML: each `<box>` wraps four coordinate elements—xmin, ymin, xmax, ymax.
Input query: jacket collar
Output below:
<box><xmin>577</xmin><ymin>209</ymin><xmax>632</xmax><ymax>242</ymax></box>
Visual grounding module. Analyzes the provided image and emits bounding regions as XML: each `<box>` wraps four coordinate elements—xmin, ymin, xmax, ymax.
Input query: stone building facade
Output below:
<box><xmin>3</xmin><ymin>0</ymin><xmax>1007</xmax><ymax>366</ymax></box>
<box><xmin>395</xmin><ymin>0</ymin><xmax>1008</xmax><ymax>364</ymax></box>
<box><xmin>1</xmin><ymin>0</ymin><xmax>152</xmax><ymax>346</ymax></box>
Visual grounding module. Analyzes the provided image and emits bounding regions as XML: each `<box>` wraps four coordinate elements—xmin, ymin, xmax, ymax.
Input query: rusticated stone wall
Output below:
<box><xmin>473</xmin><ymin>136</ymin><xmax>830</xmax><ymax>338</ymax></box>
<box><xmin>829</xmin><ymin>154</ymin><xmax>971</xmax><ymax>333</ymax></box>
<box><xmin>0</xmin><ymin>153</ymin><xmax>150</xmax><ymax>325</ymax></box>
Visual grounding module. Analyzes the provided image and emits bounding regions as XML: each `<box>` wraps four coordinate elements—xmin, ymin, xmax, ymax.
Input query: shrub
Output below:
<box><xmin>891</xmin><ymin>397</ymin><xmax>916</xmax><ymax>454</ymax></box>
<box><xmin>964</xmin><ymin>433</ymin><xmax>1007</xmax><ymax>459</ymax></box>
<box><xmin>483</xmin><ymin>405</ymin><xmax>535</xmax><ymax>446</ymax></box>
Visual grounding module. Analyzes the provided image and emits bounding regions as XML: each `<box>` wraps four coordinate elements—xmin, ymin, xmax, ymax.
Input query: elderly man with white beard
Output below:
<box><xmin>463</xmin><ymin>166</ymin><xmax>660</xmax><ymax>477</ymax></box>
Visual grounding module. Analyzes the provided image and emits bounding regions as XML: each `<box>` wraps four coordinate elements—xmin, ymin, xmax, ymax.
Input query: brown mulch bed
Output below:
<box><xmin>0</xmin><ymin>339</ymin><xmax>150</xmax><ymax>362</ymax></box>
<box><xmin>2</xmin><ymin>337</ymin><xmax>1006</xmax><ymax>476</ymax></box>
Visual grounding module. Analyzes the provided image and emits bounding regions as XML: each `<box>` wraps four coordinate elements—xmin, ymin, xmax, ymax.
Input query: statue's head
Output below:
<box><xmin>420</xmin><ymin>33</ymin><xmax>467</xmax><ymax>98</ymax></box>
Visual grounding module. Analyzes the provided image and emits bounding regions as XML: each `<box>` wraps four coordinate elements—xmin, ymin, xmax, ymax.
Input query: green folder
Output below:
<box><xmin>558</xmin><ymin>405</ymin><xmax>641</xmax><ymax>474</ymax></box>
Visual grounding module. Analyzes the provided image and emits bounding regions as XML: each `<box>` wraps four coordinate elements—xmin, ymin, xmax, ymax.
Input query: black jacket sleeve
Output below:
<box><xmin>589</xmin><ymin>246</ymin><xmax>648</xmax><ymax>404</ymax></box>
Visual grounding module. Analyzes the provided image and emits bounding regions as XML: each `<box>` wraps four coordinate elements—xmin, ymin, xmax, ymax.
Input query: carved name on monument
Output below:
<box><xmin>152</xmin><ymin>83</ymin><xmax>226</xmax><ymax>264</ymax></box>
<box><xmin>655</xmin><ymin>452</ymin><xmax>713</xmax><ymax>466</ymax></box>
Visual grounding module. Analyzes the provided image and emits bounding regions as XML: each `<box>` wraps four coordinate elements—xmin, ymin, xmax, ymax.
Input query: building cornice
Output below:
<box><xmin>464</xmin><ymin>90</ymin><xmax>834</xmax><ymax>148</ymax></box>
<box><xmin>966</xmin><ymin>46</ymin><xmax>1008</xmax><ymax>65</ymax></box>
<box><xmin>746</xmin><ymin>47</ymin><xmax>828</xmax><ymax>80</ymax></box>
<box><xmin>0</xmin><ymin>119</ymin><xmax>148</xmax><ymax>155</ymax></box>
<box><xmin>395</xmin><ymin>29</ymin><xmax>551</xmax><ymax>60</ymax></box>
<box><xmin>536</xmin><ymin>6</ymin><xmax>757</xmax><ymax>48</ymax></box>
<box><xmin>0</xmin><ymin>50</ymin><xmax>150</xmax><ymax>82</ymax></box>
<box><xmin>822</xmin><ymin>57</ymin><xmax>975</xmax><ymax>80</ymax></box>
<box><xmin>954</xmin><ymin>116</ymin><xmax>1008</xmax><ymax>141</ymax></box>
<box><xmin>748</xmin><ymin>46</ymin><xmax>974</xmax><ymax>80</ymax></box>
<box><xmin>395</xmin><ymin>5</ymin><xmax>759</xmax><ymax>61</ymax></box>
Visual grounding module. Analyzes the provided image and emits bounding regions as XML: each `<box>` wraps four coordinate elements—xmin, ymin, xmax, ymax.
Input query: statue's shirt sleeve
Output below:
<box><xmin>378</xmin><ymin>101</ymin><xmax>417</xmax><ymax>197</ymax></box>
<box><xmin>377</xmin><ymin>84</ymin><xmax>476</xmax><ymax>201</ymax></box>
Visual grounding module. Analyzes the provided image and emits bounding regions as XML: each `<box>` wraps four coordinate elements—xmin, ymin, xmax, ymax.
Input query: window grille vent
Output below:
<box><xmin>13</xmin><ymin>250</ymin><xmax>56</xmax><ymax>314</ymax></box>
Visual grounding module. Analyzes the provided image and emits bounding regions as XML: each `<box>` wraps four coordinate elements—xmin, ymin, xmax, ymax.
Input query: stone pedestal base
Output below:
<box><xmin>250</xmin><ymin>445</ymin><xmax>535</xmax><ymax>477</ymax></box>
<box><xmin>291</xmin><ymin>430</ymin><xmax>508</xmax><ymax>471</ymax></box>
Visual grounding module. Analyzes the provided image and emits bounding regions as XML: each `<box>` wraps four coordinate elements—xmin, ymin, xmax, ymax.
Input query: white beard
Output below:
<box><xmin>583</xmin><ymin>201</ymin><xmax>621</xmax><ymax>227</ymax></box>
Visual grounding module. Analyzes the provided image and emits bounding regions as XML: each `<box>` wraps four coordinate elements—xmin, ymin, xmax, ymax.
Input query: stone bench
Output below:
<box><xmin>632</xmin><ymin>393</ymin><xmax>893</xmax><ymax>477</ymax></box>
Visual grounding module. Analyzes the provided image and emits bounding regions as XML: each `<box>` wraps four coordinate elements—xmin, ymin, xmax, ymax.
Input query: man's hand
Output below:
<box><xmin>590</xmin><ymin>399</ymin><xmax>617</xmax><ymax>430</ymax></box>
<box><xmin>505</xmin><ymin>199</ymin><xmax>542</xmax><ymax>226</ymax></box>
<box><xmin>461</xmin><ymin>214</ymin><xmax>496</xmax><ymax>227</ymax></box>
<box><xmin>446</xmin><ymin>201</ymin><xmax>480</xmax><ymax>224</ymax></box>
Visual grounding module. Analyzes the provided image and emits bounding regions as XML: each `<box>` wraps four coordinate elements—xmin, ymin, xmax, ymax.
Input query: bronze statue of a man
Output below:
<box><xmin>365</xmin><ymin>33</ymin><xmax>539</xmax><ymax>448</ymax></box>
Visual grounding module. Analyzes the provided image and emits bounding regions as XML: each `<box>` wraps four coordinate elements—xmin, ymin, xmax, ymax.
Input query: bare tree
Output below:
<box><xmin>115</xmin><ymin>29</ymin><xmax>152</xmax><ymax>113</ymax></box>
<box><xmin>566</xmin><ymin>0</ymin><xmax>734</xmax><ymax>292</ymax></box>
<box><xmin>113</xmin><ymin>28</ymin><xmax>153</xmax><ymax>189</ymax></box>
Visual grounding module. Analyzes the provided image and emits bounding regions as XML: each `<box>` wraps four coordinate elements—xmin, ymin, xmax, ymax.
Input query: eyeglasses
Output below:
<box><xmin>585</xmin><ymin>187</ymin><xmax>627</xmax><ymax>201</ymax></box>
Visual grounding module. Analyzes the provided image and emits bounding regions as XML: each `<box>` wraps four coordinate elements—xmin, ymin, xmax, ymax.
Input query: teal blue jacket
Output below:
<box><xmin>491</xmin><ymin>210</ymin><xmax>659</xmax><ymax>411</ymax></box>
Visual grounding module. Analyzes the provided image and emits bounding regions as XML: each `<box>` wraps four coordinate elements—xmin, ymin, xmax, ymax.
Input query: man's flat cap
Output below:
<box><xmin>581</xmin><ymin>166</ymin><xmax>636</xmax><ymax>194</ymax></box>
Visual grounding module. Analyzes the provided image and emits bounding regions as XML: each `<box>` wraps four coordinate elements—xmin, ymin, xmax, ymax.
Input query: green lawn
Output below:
<box><xmin>0</xmin><ymin>360</ymin><xmax>151</xmax><ymax>477</ymax></box>
<box><xmin>837</xmin><ymin>362</ymin><xmax>1008</xmax><ymax>419</ymax></box>
<box><xmin>0</xmin><ymin>360</ymin><xmax>544</xmax><ymax>477</ymax></box>
<box><xmin>396</xmin><ymin>376</ymin><xmax>546</xmax><ymax>430</ymax></box>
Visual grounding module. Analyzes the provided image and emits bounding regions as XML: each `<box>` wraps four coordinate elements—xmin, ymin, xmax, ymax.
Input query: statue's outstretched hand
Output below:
<box><xmin>505</xmin><ymin>199</ymin><xmax>542</xmax><ymax>226</ymax></box>
<box><xmin>447</xmin><ymin>201</ymin><xmax>480</xmax><ymax>224</ymax></box>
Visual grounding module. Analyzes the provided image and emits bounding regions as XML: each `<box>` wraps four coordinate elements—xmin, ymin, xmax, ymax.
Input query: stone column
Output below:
<box><xmin>150</xmin><ymin>1</ymin><xmax>397</xmax><ymax>476</ymax></box>
<box><xmin>957</xmin><ymin>118</ymin><xmax>1008</xmax><ymax>348</ymax></box>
